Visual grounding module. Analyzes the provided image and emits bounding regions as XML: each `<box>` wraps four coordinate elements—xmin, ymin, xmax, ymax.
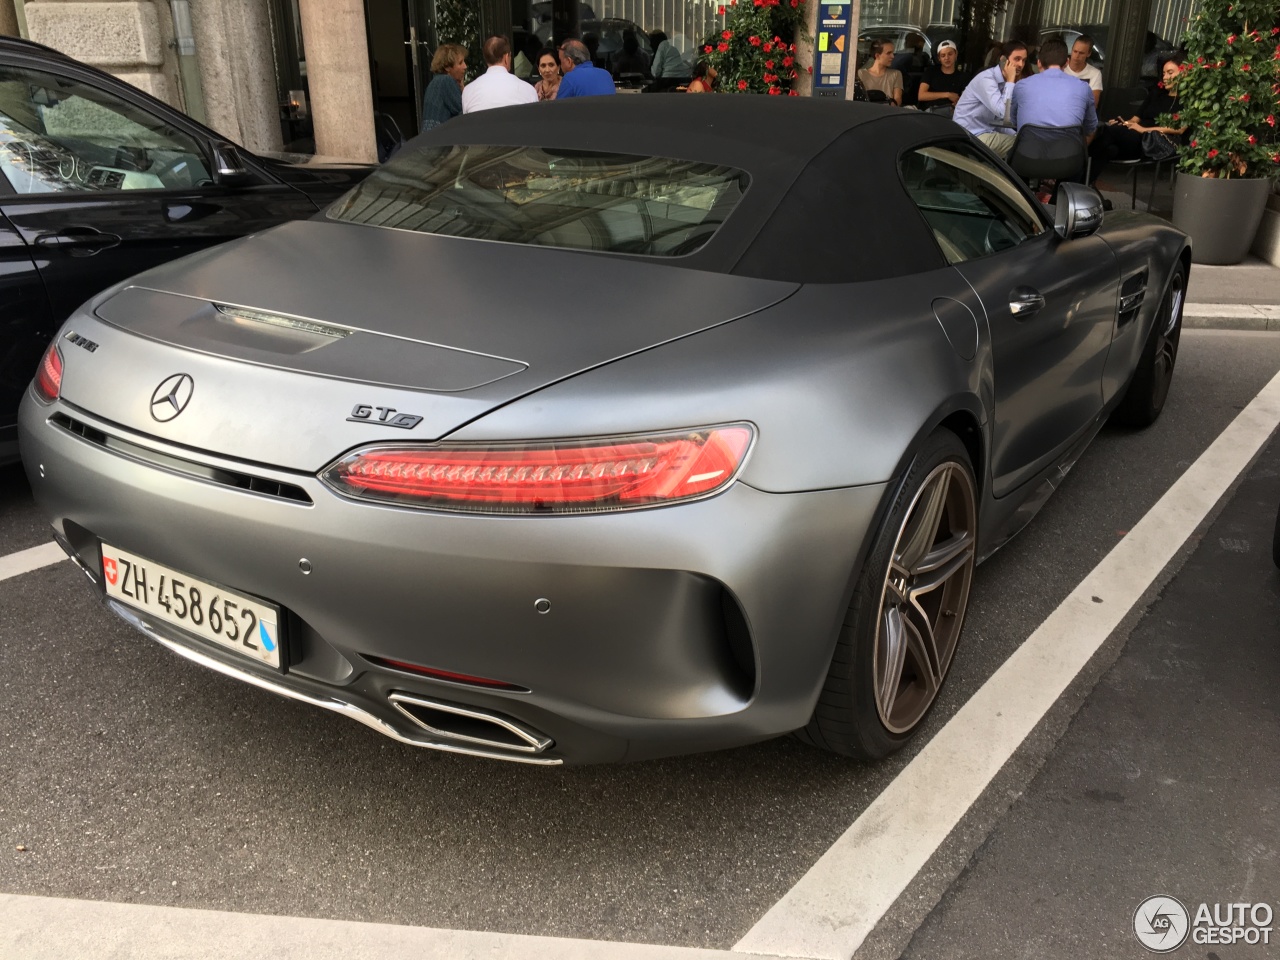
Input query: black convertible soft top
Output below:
<box><xmin>410</xmin><ymin>96</ymin><xmax>966</xmax><ymax>283</ymax></box>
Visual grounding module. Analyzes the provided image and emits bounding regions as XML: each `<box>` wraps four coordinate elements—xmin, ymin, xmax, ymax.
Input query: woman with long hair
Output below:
<box><xmin>1089</xmin><ymin>54</ymin><xmax>1188</xmax><ymax>177</ymax></box>
<box><xmin>685</xmin><ymin>59</ymin><xmax>717</xmax><ymax>93</ymax></box>
<box><xmin>534</xmin><ymin>46</ymin><xmax>561</xmax><ymax>100</ymax></box>
<box><xmin>421</xmin><ymin>43</ymin><xmax>468</xmax><ymax>131</ymax></box>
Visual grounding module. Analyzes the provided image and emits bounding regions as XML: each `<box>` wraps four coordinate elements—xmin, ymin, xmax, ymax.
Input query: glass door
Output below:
<box><xmin>407</xmin><ymin>0</ymin><xmax>438</xmax><ymax>133</ymax></box>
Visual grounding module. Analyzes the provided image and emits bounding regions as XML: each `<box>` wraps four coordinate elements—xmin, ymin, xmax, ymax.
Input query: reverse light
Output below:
<box><xmin>322</xmin><ymin>425</ymin><xmax>754</xmax><ymax>514</ymax></box>
<box><xmin>34</xmin><ymin>342</ymin><xmax>63</xmax><ymax>402</ymax></box>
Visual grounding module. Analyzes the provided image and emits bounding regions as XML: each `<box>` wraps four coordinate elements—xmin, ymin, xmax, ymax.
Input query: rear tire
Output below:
<box><xmin>798</xmin><ymin>430</ymin><xmax>978</xmax><ymax>760</ymax></box>
<box><xmin>1112</xmin><ymin>263</ymin><xmax>1185</xmax><ymax>428</ymax></box>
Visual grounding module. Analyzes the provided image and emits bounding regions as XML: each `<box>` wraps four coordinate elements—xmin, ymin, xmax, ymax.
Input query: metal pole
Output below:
<box><xmin>169</xmin><ymin>0</ymin><xmax>208</xmax><ymax>123</ymax></box>
<box><xmin>12</xmin><ymin>0</ymin><xmax>29</xmax><ymax>39</ymax></box>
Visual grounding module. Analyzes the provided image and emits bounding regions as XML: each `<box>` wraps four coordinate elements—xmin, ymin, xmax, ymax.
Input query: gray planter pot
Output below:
<box><xmin>1172</xmin><ymin>172</ymin><xmax>1272</xmax><ymax>265</ymax></box>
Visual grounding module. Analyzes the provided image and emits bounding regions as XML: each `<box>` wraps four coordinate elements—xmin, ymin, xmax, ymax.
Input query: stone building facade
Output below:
<box><xmin>1</xmin><ymin>0</ymin><xmax>377</xmax><ymax>162</ymax></box>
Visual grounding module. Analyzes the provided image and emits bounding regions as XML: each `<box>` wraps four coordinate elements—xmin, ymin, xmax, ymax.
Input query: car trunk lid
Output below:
<box><xmin>70</xmin><ymin>219</ymin><xmax>796</xmax><ymax>471</ymax></box>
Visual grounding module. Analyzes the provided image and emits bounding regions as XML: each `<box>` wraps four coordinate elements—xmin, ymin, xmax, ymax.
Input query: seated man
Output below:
<box><xmin>952</xmin><ymin>41</ymin><xmax>1027</xmax><ymax>159</ymax></box>
<box><xmin>1063</xmin><ymin>35</ymin><xmax>1103</xmax><ymax>110</ymax></box>
<box><xmin>917</xmin><ymin>39</ymin><xmax>968</xmax><ymax>115</ymax></box>
<box><xmin>1010</xmin><ymin>36</ymin><xmax>1098</xmax><ymax>151</ymax></box>
<box><xmin>558</xmin><ymin>39</ymin><xmax>617</xmax><ymax>97</ymax></box>
<box><xmin>649</xmin><ymin>30</ymin><xmax>687</xmax><ymax>79</ymax></box>
<box><xmin>462</xmin><ymin>35</ymin><xmax>539</xmax><ymax>114</ymax></box>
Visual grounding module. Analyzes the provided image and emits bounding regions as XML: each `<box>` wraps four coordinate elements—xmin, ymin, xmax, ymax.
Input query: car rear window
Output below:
<box><xmin>327</xmin><ymin>144</ymin><xmax>748</xmax><ymax>258</ymax></box>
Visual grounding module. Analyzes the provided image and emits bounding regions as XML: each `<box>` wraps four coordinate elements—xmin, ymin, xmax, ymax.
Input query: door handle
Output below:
<box><xmin>1009</xmin><ymin>288</ymin><xmax>1046</xmax><ymax>319</ymax></box>
<box><xmin>34</xmin><ymin>227</ymin><xmax>122</xmax><ymax>257</ymax></box>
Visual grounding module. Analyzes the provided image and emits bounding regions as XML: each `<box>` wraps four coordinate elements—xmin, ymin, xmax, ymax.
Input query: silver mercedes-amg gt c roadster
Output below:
<box><xmin>20</xmin><ymin>97</ymin><xmax>1189</xmax><ymax>764</ymax></box>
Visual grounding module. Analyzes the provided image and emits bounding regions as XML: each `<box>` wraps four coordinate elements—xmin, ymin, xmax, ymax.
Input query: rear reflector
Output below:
<box><xmin>322</xmin><ymin>425</ymin><xmax>753</xmax><ymax>514</ymax></box>
<box><xmin>366</xmin><ymin>655</ymin><xmax>527</xmax><ymax>691</ymax></box>
<box><xmin>34</xmin><ymin>343</ymin><xmax>63</xmax><ymax>402</ymax></box>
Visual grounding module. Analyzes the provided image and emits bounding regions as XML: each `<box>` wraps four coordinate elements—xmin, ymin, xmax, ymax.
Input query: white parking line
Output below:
<box><xmin>733</xmin><ymin>370</ymin><xmax>1280</xmax><ymax>960</ymax></box>
<box><xmin>0</xmin><ymin>894</ymin><xmax>783</xmax><ymax>960</ymax></box>
<box><xmin>0</xmin><ymin>541</ymin><xmax>65</xmax><ymax>582</ymax></box>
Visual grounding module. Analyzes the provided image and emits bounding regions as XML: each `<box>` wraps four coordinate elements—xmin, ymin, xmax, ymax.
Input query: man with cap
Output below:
<box><xmin>917</xmin><ymin>39</ymin><xmax>968</xmax><ymax>115</ymax></box>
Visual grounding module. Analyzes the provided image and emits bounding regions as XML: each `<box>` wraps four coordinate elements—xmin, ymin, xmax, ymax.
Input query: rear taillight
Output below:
<box><xmin>34</xmin><ymin>343</ymin><xmax>63</xmax><ymax>402</ymax></box>
<box><xmin>321</xmin><ymin>425</ymin><xmax>754</xmax><ymax>514</ymax></box>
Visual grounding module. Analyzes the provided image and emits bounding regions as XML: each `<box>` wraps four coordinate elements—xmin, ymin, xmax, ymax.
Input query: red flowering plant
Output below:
<box><xmin>1173</xmin><ymin>0</ymin><xmax>1280</xmax><ymax>178</ymax></box>
<box><xmin>701</xmin><ymin>0</ymin><xmax>806</xmax><ymax>95</ymax></box>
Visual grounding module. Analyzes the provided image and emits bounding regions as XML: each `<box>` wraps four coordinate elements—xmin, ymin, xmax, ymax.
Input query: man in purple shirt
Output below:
<box><xmin>557</xmin><ymin>39</ymin><xmax>617</xmax><ymax>98</ymax></box>
<box><xmin>1010</xmin><ymin>37</ymin><xmax>1098</xmax><ymax>142</ymax></box>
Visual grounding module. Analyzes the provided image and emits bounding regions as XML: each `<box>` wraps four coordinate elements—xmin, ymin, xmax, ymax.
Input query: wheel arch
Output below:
<box><xmin>936</xmin><ymin>408</ymin><xmax>985</xmax><ymax>502</ymax></box>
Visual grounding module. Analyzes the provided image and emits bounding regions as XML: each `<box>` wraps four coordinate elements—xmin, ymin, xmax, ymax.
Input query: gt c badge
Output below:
<box><xmin>347</xmin><ymin>404</ymin><xmax>423</xmax><ymax>430</ymax></box>
<box><xmin>150</xmin><ymin>374</ymin><xmax>194</xmax><ymax>422</ymax></box>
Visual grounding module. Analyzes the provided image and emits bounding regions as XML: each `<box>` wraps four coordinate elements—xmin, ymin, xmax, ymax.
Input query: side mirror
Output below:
<box><xmin>1054</xmin><ymin>182</ymin><xmax>1105</xmax><ymax>239</ymax></box>
<box><xmin>211</xmin><ymin>142</ymin><xmax>253</xmax><ymax>186</ymax></box>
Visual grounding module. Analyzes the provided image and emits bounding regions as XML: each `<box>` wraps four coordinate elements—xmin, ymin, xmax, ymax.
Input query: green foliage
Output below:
<box><xmin>700</xmin><ymin>0</ymin><xmax>806</xmax><ymax>95</ymax></box>
<box><xmin>1175</xmin><ymin>0</ymin><xmax>1280</xmax><ymax>179</ymax></box>
<box><xmin>436</xmin><ymin>0</ymin><xmax>481</xmax><ymax>82</ymax></box>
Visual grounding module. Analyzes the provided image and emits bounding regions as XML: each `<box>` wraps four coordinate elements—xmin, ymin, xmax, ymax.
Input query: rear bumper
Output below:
<box><xmin>22</xmin><ymin>393</ymin><xmax>887</xmax><ymax>763</ymax></box>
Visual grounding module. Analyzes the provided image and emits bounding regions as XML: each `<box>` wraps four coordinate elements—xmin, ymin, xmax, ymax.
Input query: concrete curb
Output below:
<box><xmin>1183</xmin><ymin>303</ymin><xmax>1280</xmax><ymax>331</ymax></box>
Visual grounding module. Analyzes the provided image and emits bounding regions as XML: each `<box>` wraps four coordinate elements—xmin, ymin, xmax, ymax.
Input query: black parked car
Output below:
<box><xmin>0</xmin><ymin>37</ymin><xmax>372</xmax><ymax>463</ymax></box>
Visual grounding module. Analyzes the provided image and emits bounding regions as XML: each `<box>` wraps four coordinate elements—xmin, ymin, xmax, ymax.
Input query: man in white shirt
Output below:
<box><xmin>462</xmin><ymin>36</ymin><xmax>538</xmax><ymax>114</ymax></box>
<box><xmin>1063</xmin><ymin>35</ymin><xmax>1103</xmax><ymax>109</ymax></box>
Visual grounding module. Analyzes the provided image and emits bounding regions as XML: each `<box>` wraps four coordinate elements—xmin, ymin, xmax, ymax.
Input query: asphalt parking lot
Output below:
<box><xmin>2</xmin><ymin>327</ymin><xmax>1279</xmax><ymax>959</ymax></box>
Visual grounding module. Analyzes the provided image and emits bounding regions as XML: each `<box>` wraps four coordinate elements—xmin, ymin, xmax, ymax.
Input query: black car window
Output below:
<box><xmin>899</xmin><ymin>141</ymin><xmax>1046</xmax><ymax>264</ymax></box>
<box><xmin>0</xmin><ymin>66</ymin><xmax>211</xmax><ymax>195</ymax></box>
<box><xmin>328</xmin><ymin>144</ymin><xmax>748</xmax><ymax>259</ymax></box>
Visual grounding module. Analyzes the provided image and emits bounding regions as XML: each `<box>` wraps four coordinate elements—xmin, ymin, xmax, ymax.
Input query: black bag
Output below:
<box><xmin>1141</xmin><ymin>131</ymin><xmax>1179</xmax><ymax>162</ymax></box>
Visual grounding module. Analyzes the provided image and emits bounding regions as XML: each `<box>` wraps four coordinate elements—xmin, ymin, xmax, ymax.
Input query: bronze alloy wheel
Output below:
<box><xmin>797</xmin><ymin>429</ymin><xmax>979</xmax><ymax>760</ymax></box>
<box><xmin>873</xmin><ymin>460</ymin><xmax>977</xmax><ymax>734</ymax></box>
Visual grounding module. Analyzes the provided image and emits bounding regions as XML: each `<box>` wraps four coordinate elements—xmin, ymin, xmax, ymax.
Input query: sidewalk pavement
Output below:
<box><xmin>1184</xmin><ymin>255</ymin><xmax>1280</xmax><ymax>330</ymax></box>
<box><xmin>1092</xmin><ymin>166</ymin><xmax>1280</xmax><ymax>329</ymax></box>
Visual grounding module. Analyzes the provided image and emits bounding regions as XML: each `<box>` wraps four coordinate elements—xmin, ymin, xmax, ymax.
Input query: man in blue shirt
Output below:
<box><xmin>953</xmin><ymin>41</ymin><xmax>1027</xmax><ymax>159</ymax></box>
<box><xmin>1010</xmin><ymin>37</ymin><xmax>1098</xmax><ymax>141</ymax></box>
<box><xmin>558</xmin><ymin>40</ymin><xmax>617</xmax><ymax>98</ymax></box>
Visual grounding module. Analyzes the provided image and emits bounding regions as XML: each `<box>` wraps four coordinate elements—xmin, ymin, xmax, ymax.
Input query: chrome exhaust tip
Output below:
<box><xmin>387</xmin><ymin>692</ymin><xmax>553</xmax><ymax>755</ymax></box>
<box><xmin>53</xmin><ymin>532</ymin><xmax>98</xmax><ymax>585</ymax></box>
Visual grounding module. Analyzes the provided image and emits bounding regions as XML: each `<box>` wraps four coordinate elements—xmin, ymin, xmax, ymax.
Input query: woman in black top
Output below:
<box><xmin>1089</xmin><ymin>55</ymin><xmax>1187</xmax><ymax>172</ymax></box>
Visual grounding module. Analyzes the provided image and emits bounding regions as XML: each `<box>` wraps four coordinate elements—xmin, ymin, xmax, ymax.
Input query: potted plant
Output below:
<box><xmin>701</xmin><ymin>0</ymin><xmax>806</xmax><ymax>95</ymax></box>
<box><xmin>1170</xmin><ymin>0</ymin><xmax>1280</xmax><ymax>264</ymax></box>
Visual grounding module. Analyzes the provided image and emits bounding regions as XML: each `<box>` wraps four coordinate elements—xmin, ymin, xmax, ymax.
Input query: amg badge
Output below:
<box><xmin>347</xmin><ymin>404</ymin><xmax>423</xmax><ymax>430</ymax></box>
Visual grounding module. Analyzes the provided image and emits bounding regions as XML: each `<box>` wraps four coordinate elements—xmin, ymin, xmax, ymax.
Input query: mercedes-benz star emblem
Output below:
<box><xmin>149</xmin><ymin>374</ymin><xmax>195</xmax><ymax>422</ymax></box>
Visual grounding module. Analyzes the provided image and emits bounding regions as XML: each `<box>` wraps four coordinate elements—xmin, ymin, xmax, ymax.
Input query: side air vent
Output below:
<box><xmin>49</xmin><ymin>413</ymin><xmax>312</xmax><ymax>504</ymax></box>
<box><xmin>1118</xmin><ymin>269</ymin><xmax>1148</xmax><ymax>328</ymax></box>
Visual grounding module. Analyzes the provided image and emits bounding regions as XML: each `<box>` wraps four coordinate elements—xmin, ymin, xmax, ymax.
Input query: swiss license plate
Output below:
<box><xmin>101</xmin><ymin>544</ymin><xmax>282</xmax><ymax>669</ymax></box>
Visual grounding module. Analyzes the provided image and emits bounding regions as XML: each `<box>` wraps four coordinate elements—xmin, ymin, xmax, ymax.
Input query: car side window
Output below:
<box><xmin>0</xmin><ymin>65</ymin><xmax>212</xmax><ymax>195</ymax></box>
<box><xmin>899</xmin><ymin>141</ymin><xmax>1047</xmax><ymax>265</ymax></box>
